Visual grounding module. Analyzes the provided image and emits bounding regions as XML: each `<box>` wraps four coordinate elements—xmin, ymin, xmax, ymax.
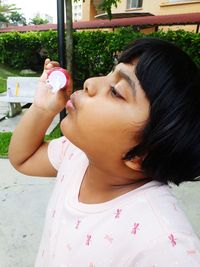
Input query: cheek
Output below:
<box><xmin>61</xmin><ymin>107</ymin><xmax>121</xmax><ymax>149</ymax></box>
<box><xmin>78</xmin><ymin>105</ymin><xmax>121</xmax><ymax>134</ymax></box>
<box><xmin>60</xmin><ymin>101</ymin><xmax>143</xmax><ymax>156</ymax></box>
<box><xmin>78</xmin><ymin>106</ymin><xmax>138</xmax><ymax>153</ymax></box>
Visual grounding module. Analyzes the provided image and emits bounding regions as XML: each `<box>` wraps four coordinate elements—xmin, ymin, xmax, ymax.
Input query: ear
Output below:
<box><xmin>124</xmin><ymin>156</ymin><xmax>144</xmax><ymax>172</ymax></box>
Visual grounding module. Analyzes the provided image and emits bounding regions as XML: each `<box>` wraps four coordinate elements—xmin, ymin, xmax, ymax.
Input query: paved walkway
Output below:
<box><xmin>0</xmin><ymin>100</ymin><xmax>8</xmax><ymax>121</ymax></box>
<box><xmin>0</xmin><ymin>101</ymin><xmax>58</xmax><ymax>266</ymax></box>
<box><xmin>0</xmin><ymin>159</ymin><xmax>55</xmax><ymax>267</ymax></box>
<box><xmin>0</xmin><ymin>102</ymin><xmax>59</xmax><ymax>134</ymax></box>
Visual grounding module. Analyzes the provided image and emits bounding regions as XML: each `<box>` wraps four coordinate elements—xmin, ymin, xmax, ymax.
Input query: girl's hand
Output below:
<box><xmin>33</xmin><ymin>58</ymin><xmax>72</xmax><ymax>116</ymax></box>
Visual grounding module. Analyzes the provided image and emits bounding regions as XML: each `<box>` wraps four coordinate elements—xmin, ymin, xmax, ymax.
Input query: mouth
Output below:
<box><xmin>66</xmin><ymin>92</ymin><xmax>77</xmax><ymax>111</ymax></box>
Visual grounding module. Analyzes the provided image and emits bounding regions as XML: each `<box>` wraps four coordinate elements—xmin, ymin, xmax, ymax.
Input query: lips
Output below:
<box><xmin>66</xmin><ymin>92</ymin><xmax>77</xmax><ymax>111</ymax></box>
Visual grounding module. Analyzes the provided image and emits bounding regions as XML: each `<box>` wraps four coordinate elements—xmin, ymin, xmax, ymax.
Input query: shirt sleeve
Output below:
<box><xmin>47</xmin><ymin>136</ymin><xmax>70</xmax><ymax>171</ymax></box>
<box><xmin>127</xmin><ymin>233</ymin><xmax>200</xmax><ymax>267</ymax></box>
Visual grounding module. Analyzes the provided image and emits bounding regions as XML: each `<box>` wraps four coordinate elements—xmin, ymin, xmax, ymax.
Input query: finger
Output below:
<box><xmin>43</xmin><ymin>59</ymin><xmax>59</xmax><ymax>70</ymax></box>
<box><xmin>46</xmin><ymin>62</ymin><xmax>54</xmax><ymax>70</ymax></box>
<box><xmin>50</xmin><ymin>61</ymin><xmax>60</xmax><ymax>68</ymax></box>
<box><xmin>44</xmin><ymin>58</ymin><xmax>51</xmax><ymax>69</ymax></box>
<box><xmin>46</xmin><ymin>61</ymin><xmax>60</xmax><ymax>70</ymax></box>
<box><xmin>66</xmin><ymin>79</ymin><xmax>73</xmax><ymax>97</ymax></box>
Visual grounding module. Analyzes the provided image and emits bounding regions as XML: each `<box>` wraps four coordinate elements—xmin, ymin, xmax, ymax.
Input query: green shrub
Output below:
<box><xmin>148</xmin><ymin>30</ymin><xmax>200</xmax><ymax>67</ymax></box>
<box><xmin>0</xmin><ymin>28</ymin><xmax>199</xmax><ymax>82</ymax></box>
<box><xmin>0</xmin><ymin>32</ymin><xmax>41</xmax><ymax>69</ymax></box>
<box><xmin>40</xmin><ymin>30</ymin><xmax>58</xmax><ymax>61</ymax></box>
<box><xmin>73</xmin><ymin>29</ymin><xmax>144</xmax><ymax>81</ymax></box>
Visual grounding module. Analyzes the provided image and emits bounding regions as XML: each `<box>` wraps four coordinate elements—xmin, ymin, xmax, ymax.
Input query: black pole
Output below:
<box><xmin>57</xmin><ymin>0</ymin><xmax>66</xmax><ymax>121</ymax></box>
<box><xmin>196</xmin><ymin>24</ymin><xmax>199</xmax><ymax>34</ymax></box>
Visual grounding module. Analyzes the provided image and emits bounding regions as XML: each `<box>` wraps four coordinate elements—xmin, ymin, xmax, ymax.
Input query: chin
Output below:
<box><xmin>60</xmin><ymin>118</ymin><xmax>72</xmax><ymax>139</ymax></box>
<box><xmin>60</xmin><ymin>118</ymin><xmax>81</xmax><ymax>148</ymax></box>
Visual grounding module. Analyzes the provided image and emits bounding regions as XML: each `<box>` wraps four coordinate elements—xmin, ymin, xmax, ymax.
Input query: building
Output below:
<box><xmin>82</xmin><ymin>0</ymin><xmax>200</xmax><ymax>32</ymax></box>
<box><xmin>0</xmin><ymin>1</ymin><xmax>199</xmax><ymax>33</ymax></box>
<box><xmin>72</xmin><ymin>0</ymin><xmax>83</xmax><ymax>21</ymax></box>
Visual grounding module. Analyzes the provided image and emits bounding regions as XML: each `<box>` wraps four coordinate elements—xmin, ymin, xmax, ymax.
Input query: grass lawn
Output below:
<box><xmin>0</xmin><ymin>132</ymin><xmax>12</xmax><ymax>158</ymax></box>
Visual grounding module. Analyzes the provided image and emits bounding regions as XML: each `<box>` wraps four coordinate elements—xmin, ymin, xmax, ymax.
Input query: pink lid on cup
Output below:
<box><xmin>47</xmin><ymin>67</ymin><xmax>70</xmax><ymax>93</ymax></box>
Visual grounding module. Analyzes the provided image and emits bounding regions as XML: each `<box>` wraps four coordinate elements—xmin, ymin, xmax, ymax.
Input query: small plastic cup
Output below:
<box><xmin>47</xmin><ymin>67</ymin><xmax>70</xmax><ymax>93</ymax></box>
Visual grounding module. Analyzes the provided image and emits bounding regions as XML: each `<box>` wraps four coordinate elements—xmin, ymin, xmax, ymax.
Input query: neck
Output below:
<box><xmin>78</xmin><ymin>162</ymin><xmax>150</xmax><ymax>204</ymax></box>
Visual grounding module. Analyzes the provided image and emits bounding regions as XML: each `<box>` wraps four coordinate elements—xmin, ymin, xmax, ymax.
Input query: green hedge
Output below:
<box><xmin>0</xmin><ymin>31</ymin><xmax>41</xmax><ymax>69</ymax></box>
<box><xmin>73</xmin><ymin>29</ymin><xmax>144</xmax><ymax>81</ymax></box>
<box><xmin>0</xmin><ymin>28</ymin><xmax>199</xmax><ymax>82</ymax></box>
<box><xmin>0</xmin><ymin>30</ymin><xmax>59</xmax><ymax>69</ymax></box>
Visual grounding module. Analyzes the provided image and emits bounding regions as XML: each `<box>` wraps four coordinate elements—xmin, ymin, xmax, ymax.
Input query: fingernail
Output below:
<box><xmin>47</xmin><ymin>63</ymin><xmax>53</xmax><ymax>68</ymax></box>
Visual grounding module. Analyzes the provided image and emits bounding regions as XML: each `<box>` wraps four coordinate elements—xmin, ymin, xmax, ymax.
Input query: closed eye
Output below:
<box><xmin>110</xmin><ymin>85</ymin><xmax>124</xmax><ymax>99</ymax></box>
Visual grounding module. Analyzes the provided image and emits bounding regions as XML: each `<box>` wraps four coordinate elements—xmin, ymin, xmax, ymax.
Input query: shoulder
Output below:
<box><xmin>48</xmin><ymin>136</ymin><xmax>86</xmax><ymax>170</ymax></box>
<box><xmin>110</xmin><ymin>181</ymin><xmax>199</xmax><ymax>247</ymax></box>
<box><xmin>125</xmin><ymin>231</ymin><xmax>200</xmax><ymax>267</ymax></box>
<box><xmin>115</xmin><ymin>182</ymin><xmax>200</xmax><ymax>266</ymax></box>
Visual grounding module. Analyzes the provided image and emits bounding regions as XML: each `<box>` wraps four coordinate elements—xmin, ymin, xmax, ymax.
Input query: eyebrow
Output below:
<box><xmin>118</xmin><ymin>70</ymin><xmax>136</xmax><ymax>95</ymax></box>
<box><xmin>112</xmin><ymin>65</ymin><xmax>136</xmax><ymax>95</ymax></box>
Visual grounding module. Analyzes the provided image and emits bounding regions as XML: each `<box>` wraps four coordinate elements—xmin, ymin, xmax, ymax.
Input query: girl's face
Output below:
<box><xmin>61</xmin><ymin>62</ymin><xmax>149</xmax><ymax>172</ymax></box>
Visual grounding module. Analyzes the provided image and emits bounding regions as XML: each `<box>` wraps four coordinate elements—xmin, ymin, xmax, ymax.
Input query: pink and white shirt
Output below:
<box><xmin>35</xmin><ymin>137</ymin><xmax>200</xmax><ymax>267</ymax></box>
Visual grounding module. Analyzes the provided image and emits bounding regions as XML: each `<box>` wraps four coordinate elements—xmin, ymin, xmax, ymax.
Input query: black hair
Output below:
<box><xmin>118</xmin><ymin>37</ymin><xmax>200</xmax><ymax>185</ymax></box>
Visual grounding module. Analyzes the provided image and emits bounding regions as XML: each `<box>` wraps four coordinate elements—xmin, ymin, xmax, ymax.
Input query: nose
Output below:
<box><xmin>83</xmin><ymin>77</ymin><xmax>98</xmax><ymax>97</ymax></box>
<box><xmin>83</xmin><ymin>76</ymin><xmax>107</xmax><ymax>96</ymax></box>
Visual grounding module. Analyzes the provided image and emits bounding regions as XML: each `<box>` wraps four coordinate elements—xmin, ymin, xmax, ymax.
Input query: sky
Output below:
<box><xmin>6</xmin><ymin>0</ymin><xmax>57</xmax><ymax>23</ymax></box>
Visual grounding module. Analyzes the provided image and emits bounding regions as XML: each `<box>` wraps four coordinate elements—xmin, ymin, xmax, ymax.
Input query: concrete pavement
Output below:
<box><xmin>0</xmin><ymin>108</ymin><xmax>59</xmax><ymax>134</ymax></box>
<box><xmin>0</xmin><ymin>101</ymin><xmax>58</xmax><ymax>267</ymax></box>
<box><xmin>0</xmin><ymin>159</ymin><xmax>55</xmax><ymax>267</ymax></box>
<box><xmin>0</xmin><ymin>159</ymin><xmax>200</xmax><ymax>267</ymax></box>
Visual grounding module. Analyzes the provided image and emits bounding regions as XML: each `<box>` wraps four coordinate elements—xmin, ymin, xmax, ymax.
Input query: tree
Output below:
<box><xmin>0</xmin><ymin>12</ymin><xmax>8</xmax><ymax>23</ymax></box>
<box><xmin>99</xmin><ymin>0</ymin><xmax>121</xmax><ymax>19</ymax></box>
<box><xmin>64</xmin><ymin>0</ymin><xmax>121</xmax><ymax>80</ymax></box>
<box><xmin>29</xmin><ymin>15</ymin><xmax>49</xmax><ymax>25</ymax></box>
<box><xmin>0</xmin><ymin>1</ymin><xmax>19</xmax><ymax>13</ymax></box>
<box><xmin>65</xmin><ymin>0</ymin><xmax>73</xmax><ymax>75</ymax></box>
<box><xmin>9</xmin><ymin>11</ymin><xmax>26</xmax><ymax>25</ymax></box>
<box><xmin>0</xmin><ymin>0</ymin><xmax>20</xmax><ymax>25</ymax></box>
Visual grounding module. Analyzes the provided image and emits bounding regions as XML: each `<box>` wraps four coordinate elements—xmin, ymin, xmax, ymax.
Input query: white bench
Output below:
<box><xmin>0</xmin><ymin>76</ymin><xmax>39</xmax><ymax>117</ymax></box>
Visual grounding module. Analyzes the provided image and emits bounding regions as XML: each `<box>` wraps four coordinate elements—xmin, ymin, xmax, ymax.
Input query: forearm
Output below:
<box><xmin>8</xmin><ymin>59</ymin><xmax>70</xmax><ymax>176</ymax></box>
<box><xmin>9</xmin><ymin>104</ymin><xmax>55</xmax><ymax>169</ymax></box>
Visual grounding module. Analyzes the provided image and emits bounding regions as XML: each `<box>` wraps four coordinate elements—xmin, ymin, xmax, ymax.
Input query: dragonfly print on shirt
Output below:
<box><xmin>168</xmin><ymin>234</ymin><xmax>177</xmax><ymax>247</ymax></box>
<box><xmin>131</xmin><ymin>223</ymin><xmax>140</xmax><ymax>235</ymax></box>
<box><xmin>115</xmin><ymin>208</ymin><xmax>122</xmax><ymax>219</ymax></box>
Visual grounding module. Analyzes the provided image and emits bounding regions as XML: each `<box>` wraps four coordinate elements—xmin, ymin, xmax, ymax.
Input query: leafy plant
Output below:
<box><xmin>9</xmin><ymin>11</ymin><xmax>27</xmax><ymax>26</ymax></box>
<box><xmin>0</xmin><ymin>29</ymin><xmax>199</xmax><ymax>81</ymax></box>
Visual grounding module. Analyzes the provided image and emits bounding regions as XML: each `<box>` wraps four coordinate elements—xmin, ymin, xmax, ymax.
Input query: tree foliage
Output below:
<box><xmin>0</xmin><ymin>1</ymin><xmax>19</xmax><ymax>13</ymax></box>
<box><xmin>29</xmin><ymin>15</ymin><xmax>49</xmax><ymax>25</ymax></box>
<box><xmin>0</xmin><ymin>12</ymin><xmax>8</xmax><ymax>23</ymax></box>
<box><xmin>99</xmin><ymin>0</ymin><xmax>121</xmax><ymax>19</ymax></box>
<box><xmin>0</xmin><ymin>29</ymin><xmax>199</xmax><ymax>73</ymax></box>
<box><xmin>65</xmin><ymin>0</ymin><xmax>121</xmax><ymax>81</ymax></box>
<box><xmin>9</xmin><ymin>11</ymin><xmax>26</xmax><ymax>25</ymax></box>
<box><xmin>0</xmin><ymin>0</ymin><xmax>20</xmax><ymax>24</ymax></box>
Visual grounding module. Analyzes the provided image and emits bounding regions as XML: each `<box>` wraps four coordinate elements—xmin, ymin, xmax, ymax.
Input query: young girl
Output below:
<box><xmin>9</xmin><ymin>38</ymin><xmax>200</xmax><ymax>266</ymax></box>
